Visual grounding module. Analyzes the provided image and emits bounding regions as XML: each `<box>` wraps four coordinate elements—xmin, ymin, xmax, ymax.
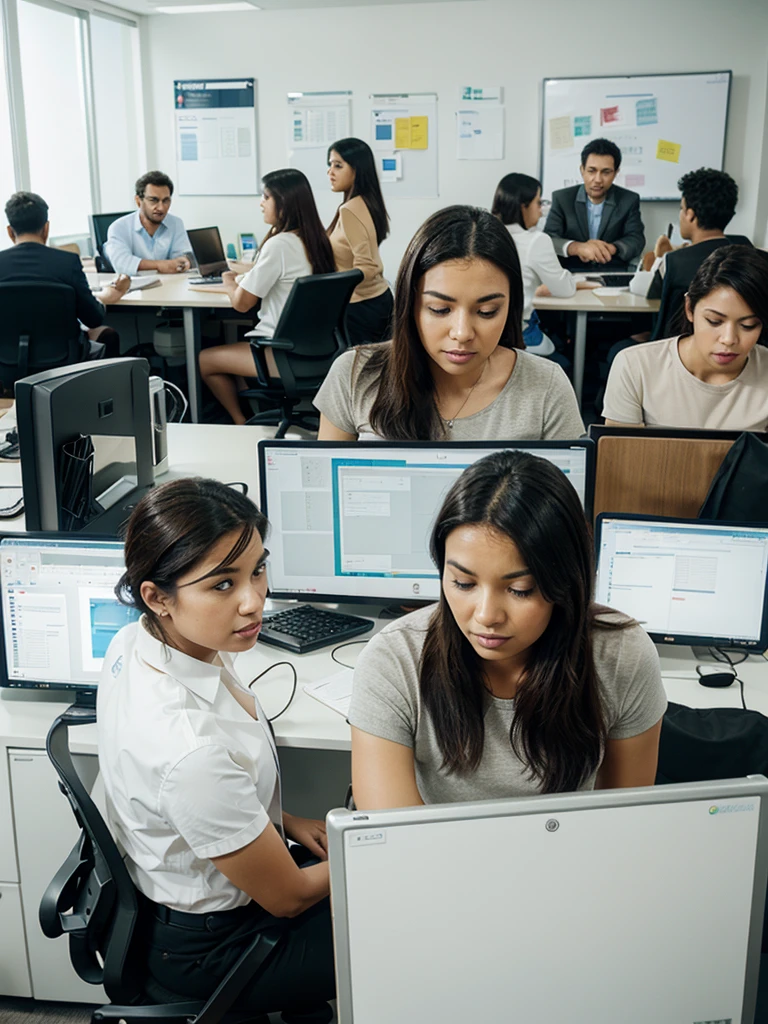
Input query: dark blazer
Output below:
<box><xmin>544</xmin><ymin>183</ymin><xmax>645</xmax><ymax>271</ymax></box>
<box><xmin>0</xmin><ymin>242</ymin><xmax>105</xmax><ymax>331</ymax></box>
<box><xmin>651</xmin><ymin>235</ymin><xmax>753</xmax><ymax>340</ymax></box>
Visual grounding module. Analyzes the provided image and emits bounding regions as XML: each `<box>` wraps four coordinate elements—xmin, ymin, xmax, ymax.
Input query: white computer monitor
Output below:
<box><xmin>327</xmin><ymin>778</ymin><xmax>768</xmax><ymax>1024</ymax></box>
<box><xmin>0</xmin><ymin>533</ymin><xmax>138</xmax><ymax>696</ymax></box>
<box><xmin>595</xmin><ymin>514</ymin><xmax>768</xmax><ymax>649</ymax></box>
<box><xmin>258</xmin><ymin>440</ymin><xmax>594</xmax><ymax>604</ymax></box>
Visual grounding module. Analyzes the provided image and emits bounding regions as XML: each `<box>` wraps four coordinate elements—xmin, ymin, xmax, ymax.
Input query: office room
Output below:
<box><xmin>2</xmin><ymin>0</ymin><xmax>768</xmax><ymax>1021</ymax></box>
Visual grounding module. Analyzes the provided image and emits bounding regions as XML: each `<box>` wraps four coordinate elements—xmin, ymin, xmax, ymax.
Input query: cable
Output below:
<box><xmin>330</xmin><ymin>638</ymin><xmax>370</xmax><ymax>669</ymax></box>
<box><xmin>163</xmin><ymin>379</ymin><xmax>189</xmax><ymax>423</ymax></box>
<box><xmin>247</xmin><ymin>661</ymin><xmax>297</xmax><ymax>722</ymax></box>
<box><xmin>707</xmin><ymin>647</ymin><xmax>748</xmax><ymax>710</ymax></box>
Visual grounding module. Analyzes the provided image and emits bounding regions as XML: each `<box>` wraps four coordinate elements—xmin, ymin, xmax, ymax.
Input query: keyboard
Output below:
<box><xmin>259</xmin><ymin>604</ymin><xmax>374</xmax><ymax>654</ymax></box>
<box><xmin>188</xmin><ymin>275</ymin><xmax>224</xmax><ymax>285</ymax></box>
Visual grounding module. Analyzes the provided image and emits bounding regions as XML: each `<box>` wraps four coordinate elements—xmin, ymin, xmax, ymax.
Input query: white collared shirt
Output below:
<box><xmin>103</xmin><ymin>210</ymin><xmax>192</xmax><ymax>276</ymax></box>
<box><xmin>97</xmin><ymin>618</ymin><xmax>281</xmax><ymax>912</ymax></box>
<box><xmin>507</xmin><ymin>223</ymin><xmax>576</xmax><ymax>323</ymax></box>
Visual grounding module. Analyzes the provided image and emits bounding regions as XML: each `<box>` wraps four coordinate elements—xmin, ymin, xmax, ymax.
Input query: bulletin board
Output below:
<box><xmin>370</xmin><ymin>93</ymin><xmax>438</xmax><ymax>199</ymax></box>
<box><xmin>287</xmin><ymin>90</ymin><xmax>352</xmax><ymax>191</ymax></box>
<box><xmin>540</xmin><ymin>71</ymin><xmax>731</xmax><ymax>202</ymax></box>
<box><xmin>174</xmin><ymin>78</ymin><xmax>258</xmax><ymax>196</ymax></box>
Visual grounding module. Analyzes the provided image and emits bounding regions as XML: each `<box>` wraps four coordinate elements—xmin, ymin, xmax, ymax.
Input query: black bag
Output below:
<box><xmin>698</xmin><ymin>431</ymin><xmax>768</xmax><ymax>521</ymax></box>
<box><xmin>656</xmin><ymin>701</ymin><xmax>768</xmax><ymax>785</ymax></box>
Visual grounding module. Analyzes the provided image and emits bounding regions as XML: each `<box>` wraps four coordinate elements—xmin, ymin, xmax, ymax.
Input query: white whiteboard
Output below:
<box><xmin>541</xmin><ymin>71</ymin><xmax>731</xmax><ymax>202</ymax></box>
<box><xmin>286</xmin><ymin>90</ymin><xmax>352</xmax><ymax>192</ymax></box>
<box><xmin>369</xmin><ymin>93</ymin><xmax>438</xmax><ymax>199</ymax></box>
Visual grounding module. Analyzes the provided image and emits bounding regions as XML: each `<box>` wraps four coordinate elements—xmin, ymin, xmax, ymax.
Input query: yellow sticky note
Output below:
<box><xmin>409</xmin><ymin>116</ymin><xmax>428</xmax><ymax>149</ymax></box>
<box><xmin>656</xmin><ymin>139</ymin><xmax>681</xmax><ymax>163</ymax></box>
<box><xmin>395</xmin><ymin>117</ymin><xmax>412</xmax><ymax>149</ymax></box>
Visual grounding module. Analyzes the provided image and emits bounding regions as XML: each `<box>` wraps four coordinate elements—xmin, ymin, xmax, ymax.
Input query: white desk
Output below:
<box><xmin>532</xmin><ymin>288</ymin><xmax>659</xmax><ymax>407</ymax></box>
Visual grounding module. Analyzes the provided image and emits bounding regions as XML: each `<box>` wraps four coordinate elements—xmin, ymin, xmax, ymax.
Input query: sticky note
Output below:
<box><xmin>409</xmin><ymin>116</ymin><xmax>428</xmax><ymax>149</ymax></box>
<box><xmin>395</xmin><ymin>117</ymin><xmax>411</xmax><ymax>149</ymax></box>
<box><xmin>549</xmin><ymin>115</ymin><xmax>573</xmax><ymax>150</ymax></box>
<box><xmin>600</xmin><ymin>105</ymin><xmax>620</xmax><ymax>126</ymax></box>
<box><xmin>573</xmin><ymin>115</ymin><xmax>591</xmax><ymax>137</ymax></box>
<box><xmin>636</xmin><ymin>97</ymin><xmax>658</xmax><ymax>127</ymax></box>
<box><xmin>656</xmin><ymin>139</ymin><xmax>681</xmax><ymax>163</ymax></box>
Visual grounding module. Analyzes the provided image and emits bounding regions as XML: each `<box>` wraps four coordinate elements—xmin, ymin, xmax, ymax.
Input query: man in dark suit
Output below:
<box><xmin>0</xmin><ymin>192</ymin><xmax>129</xmax><ymax>356</ymax></box>
<box><xmin>544</xmin><ymin>138</ymin><xmax>645</xmax><ymax>271</ymax></box>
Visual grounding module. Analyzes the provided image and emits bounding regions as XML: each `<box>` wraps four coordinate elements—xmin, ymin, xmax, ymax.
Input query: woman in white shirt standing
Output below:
<box><xmin>492</xmin><ymin>173</ymin><xmax>596</xmax><ymax>355</ymax></box>
<box><xmin>97</xmin><ymin>478</ymin><xmax>335</xmax><ymax>1022</ymax></box>
<box><xmin>199</xmin><ymin>168</ymin><xmax>335</xmax><ymax>424</ymax></box>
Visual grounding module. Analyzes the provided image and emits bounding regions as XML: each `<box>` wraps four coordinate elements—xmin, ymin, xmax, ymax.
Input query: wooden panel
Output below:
<box><xmin>594</xmin><ymin>436</ymin><xmax>734</xmax><ymax>520</ymax></box>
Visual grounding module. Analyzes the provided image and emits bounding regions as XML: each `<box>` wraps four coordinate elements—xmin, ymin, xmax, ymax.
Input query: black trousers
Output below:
<box><xmin>345</xmin><ymin>289</ymin><xmax>393</xmax><ymax>346</ymax></box>
<box><xmin>142</xmin><ymin>852</ymin><xmax>335</xmax><ymax>1018</ymax></box>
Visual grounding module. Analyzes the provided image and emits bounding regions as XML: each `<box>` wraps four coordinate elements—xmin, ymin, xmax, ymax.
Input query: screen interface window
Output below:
<box><xmin>1</xmin><ymin>538</ymin><xmax>139</xmax><ymax>688</ymax></box>
<box><xmin>264</xmin><ymin>446</ymin><xmax>588</xmax><ymax>601</ymax></box>
<box><xmin>595</xmin><ymin>520</ymin><xmax>768</xmax><ymax>643</ymax></box>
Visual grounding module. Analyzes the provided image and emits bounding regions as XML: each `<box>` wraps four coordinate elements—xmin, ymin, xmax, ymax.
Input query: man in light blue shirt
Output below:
<box><xmin>105</xmin><ymin>170</ymin><xmax>192</xmax><ymax>276</ymax></box>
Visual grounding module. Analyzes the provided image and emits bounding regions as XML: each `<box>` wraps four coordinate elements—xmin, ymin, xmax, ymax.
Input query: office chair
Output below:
<box><xmin>89</xmin><ymin>212</ymin><xmax>131</xmax><ymax>273</ymax></box>
<box><xmin>239</xmin><ymin>269</ymin><xmax>363</xmax><ymax>438</ymax></box>
<box><xmin>0</xmin><ymin>283</ymin><xmax>105</xmax><ymax>395</ymax></box>
<box><xmin>39</xmin><ymin>705</ymin><xmax>283</xmax><ymax>1023</ymax></box>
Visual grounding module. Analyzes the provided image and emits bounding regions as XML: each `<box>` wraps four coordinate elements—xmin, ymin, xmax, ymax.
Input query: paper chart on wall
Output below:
<box><xmin>456</xmin><ymin>105</ymin><xmax>504</xmax><ymax>160</ymax></box>
<box><xmin>370</xmin><ymin>93</ymin><xmax>438</xmax><ymax>198</ymax></box>
<box><xmin>174</xmin><ymin>79</ymin><xmax>257</xmax><ymax>196</ymax></box>
<box><xmin>286</xmin><ymin>91</ymin><xmax>353</xmax><ymax>191</ymax></box>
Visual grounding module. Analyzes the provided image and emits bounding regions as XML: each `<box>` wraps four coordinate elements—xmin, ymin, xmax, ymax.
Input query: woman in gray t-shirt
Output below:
<box><xmin>350</xmin><ymin>451</ymin><xmax>666</xmax><ymax>809</ymax></box>
<box><xmin>315</xmin><ymin>205</ymin><xmax>584</xmax><ymax>442</ymax></box>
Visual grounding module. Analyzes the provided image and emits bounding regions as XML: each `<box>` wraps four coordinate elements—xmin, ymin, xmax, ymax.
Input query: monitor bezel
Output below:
<box><xmin>0</xmin><ymin>530</ymin><xmax>124</xmax><ymax>695</ymax></box>
<box><xmin>259</xmin><ymin>438</ymin><xmax>595</xmax><ymax>605</ymax></box>
<box><xmin>594</xmin><ymin>512</ymin><xmax>768</xmax><ymax>650</ymax></box>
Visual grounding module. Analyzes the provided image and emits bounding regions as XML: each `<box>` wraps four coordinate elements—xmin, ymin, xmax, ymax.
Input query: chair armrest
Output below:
<box><xmin>249</xmin><ymin>337</ymin><xmax>294</xmax><ymax>351</ymax></box>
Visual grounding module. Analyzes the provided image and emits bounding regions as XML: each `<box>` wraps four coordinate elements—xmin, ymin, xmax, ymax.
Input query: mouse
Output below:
<box><xmin>697</xmin><ymin>671</ymin><xmax>735</xmax><ymax>689</ymax></box>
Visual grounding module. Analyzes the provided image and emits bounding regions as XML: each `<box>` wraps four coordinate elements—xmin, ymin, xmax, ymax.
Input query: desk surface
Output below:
<box><xmin>532</xmin><ymin>290</ymin><xmax>659</xmax><ymax>313</ymax></box>
<box><xmin>91</xmin><ymin>272</ymin><xmax>232</xmax><ymax>309</ymax></box>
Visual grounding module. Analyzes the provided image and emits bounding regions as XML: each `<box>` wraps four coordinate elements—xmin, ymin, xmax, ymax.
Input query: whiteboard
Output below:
<box><xmin>369</xmin><ymin>93</ymin><xmax>438</xmax><ymax>199</ymax></box>
<box><xmin>541</xmin><ymin>71</ymin><xmax>731</xmax><ymax>202</ymax></box>
<box><xmin>286</xmin><ymin>90</ymin><xmax>352</xmax><ymax>192</ymax></box>
<box><xmin>328</xmin><ymin>778</ymin><xmax>768</xmax><ymax>1024</ymax></box>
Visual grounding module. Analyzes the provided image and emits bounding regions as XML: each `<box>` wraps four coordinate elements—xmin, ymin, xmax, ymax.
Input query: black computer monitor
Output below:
<box><xmin>258</xmin><ymin>439</ymin><xmax>595</xmax><ymax>604</ymax></box>
<box><xmin>188</xmin><ymin>227</ymin><xmax>228</xmax><ymax>277</ymax></box>
<box><xmin>88</xmin><ymin>212</ymin><xmax>131</xmax><ymax>273</ymax></box>
<box><xmin>16</xmin><ymin>358</ymin><xmax>154</xmax><ymax>535</ymax></box>
<box><xmin>0</xmin><ymin>531</ymin><xmax>137</xmax><ymax>700</ymax></box>
<box><xmin>595</xmin><ymin>513</ymin><xmax>768</xmax><ymax>650</ymax></box>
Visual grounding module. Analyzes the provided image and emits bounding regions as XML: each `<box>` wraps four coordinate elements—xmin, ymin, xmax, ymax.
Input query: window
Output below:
<box><xmin>0</xmin><ymin>12</ymin><xmax>17</xmax><ymax>250</ymax></box>
<box><xmin>90</xmin><ymin>14</ymin><xmax>145</xmax><ymax>213</ymax></box>
<box><xmin>17</xmin><ymin>0</ymin><xmax>92</xmax><ymax>237</ymax></box>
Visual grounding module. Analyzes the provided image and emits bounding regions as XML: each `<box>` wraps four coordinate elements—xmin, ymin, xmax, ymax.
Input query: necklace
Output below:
<box><xmin>442</xmin><ymin>360</ymin><xmax>489</xmax><ymax>428</ymax></box>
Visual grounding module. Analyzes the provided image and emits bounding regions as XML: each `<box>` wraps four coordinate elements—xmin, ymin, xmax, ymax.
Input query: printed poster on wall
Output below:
<box><xmin>174</xmin><ymin>79</ymin><xmax>258</xmax><ymax>196</ymax></box>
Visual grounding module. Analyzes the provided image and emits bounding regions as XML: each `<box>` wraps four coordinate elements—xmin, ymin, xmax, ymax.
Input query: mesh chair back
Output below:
<box><xmin>39</xmin><ymin>709</ymin><xmax>146</xmax><ymax>1004</ymax></box>
<box><xmin>88</xmin><ymin>212</ymin><xmax>131</xmax><ymax>273</ymax></box>
<box><xmin>0</xmin><ymin>282</ymin><xmax>85</xmax><ymax>392</ymax></box>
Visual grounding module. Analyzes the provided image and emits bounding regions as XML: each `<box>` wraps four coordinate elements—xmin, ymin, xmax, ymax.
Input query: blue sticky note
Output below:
<box><xmin>376</xmin><ymin>124</ymin><xmax>393</xmax><ymax>140</ymax></box>
<box><xmin>382</xmin><ymin>158</ymin><xmax>397</xmax><ymax>171</ymax></box>
<box><xmin>574</xmin><ymin>115</ymin><xmax>591</xmax><ymax>137</ymax></box>
<box><xmin>636</xmin><ymin>97</ymin><xmax>658</xmax><ymax>127</ymax></box>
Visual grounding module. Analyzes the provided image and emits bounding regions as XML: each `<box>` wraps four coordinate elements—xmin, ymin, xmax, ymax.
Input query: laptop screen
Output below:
<box><xmin>188</xmin><ymin>226</ymin><xmax>226</xmax><ymax>272</ymax></box>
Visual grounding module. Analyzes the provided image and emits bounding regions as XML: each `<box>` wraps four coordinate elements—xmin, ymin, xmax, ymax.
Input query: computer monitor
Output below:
<box><xmin>595</xmin><ymin>513</ymin><xmax>768</xmax><ymax>649</ymax></box>
<box><xmin>88</xmin><ymin>212</ymin><xmax>131</xmax><ymax>273</ymax></box>
<box><xmin>258</xmin><ymin>440</ymin><xmax>594</xmax><ymax>604</ymax></box>
<box><xmin>328</xmin><ymin>777</ymin><xmax>768</xmax><ymax>1024</ymax></box>
<box><xmin>0</xmin><ymin>532</ymin><xmax>138</xmax><ymax>699</ymax></box>
<box><xmin>188</xmin><ymin>227</ymin><xmax>228</xmax><ymax>277</ymax></box>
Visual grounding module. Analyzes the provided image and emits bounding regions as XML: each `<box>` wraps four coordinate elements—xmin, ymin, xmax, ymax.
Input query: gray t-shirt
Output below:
<box><xmin>314</xmin><ymin>344</ymin><xmax>585</xmax><ymax>440</ymax></box>
<box><xmin>349</xmin><ymin>604</ymin><xmax>667</xmax><ymax>804</ymax></box>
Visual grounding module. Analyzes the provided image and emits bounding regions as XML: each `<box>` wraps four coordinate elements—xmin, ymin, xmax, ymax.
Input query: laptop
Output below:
<box><xmin>187</xmin><ymin>226</ymin><xmax>228</xmax><ymax>283</ymax></box>
<box><xmin>328</xmin><ymin>777</ymin><xmax>768</xmax><ymax>1023</ymax></box>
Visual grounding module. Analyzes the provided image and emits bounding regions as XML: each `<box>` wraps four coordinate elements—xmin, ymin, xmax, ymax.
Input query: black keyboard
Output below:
<box><xmin>188</xmin><ymin>275</ymin><xmax>223</xmax><ymax>285</ymax></box>
<box><xmin>259</xmin><ymin>604</ymin><xmax>374</xmax><ymax>654</ymax></box>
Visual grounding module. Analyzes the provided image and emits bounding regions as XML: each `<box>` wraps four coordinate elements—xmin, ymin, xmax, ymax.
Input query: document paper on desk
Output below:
<box><xmin>304</xmin><ymin>669</ymin><xmax>353</xmax><ymax>718</ymax></box>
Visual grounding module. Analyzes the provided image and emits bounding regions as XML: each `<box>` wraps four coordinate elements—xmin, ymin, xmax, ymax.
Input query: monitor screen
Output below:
<box><xmin>595</xmin><ymin>515</ymin><xmax>768</xmax><ymax>648</ymax></box>
<box><xmin>0</xmin><ymin>534</ymin><xmax>139</xmax><ymax>692</ymax></box>
<box><xmin>259</xmin><ymin>440</ymin><xmax>594</xmax><ymax>603</ymax></box>
<box><xmin>188</xmin><ymin>226</ymin><xmax>225</xmax><ymax>268</ymax></box>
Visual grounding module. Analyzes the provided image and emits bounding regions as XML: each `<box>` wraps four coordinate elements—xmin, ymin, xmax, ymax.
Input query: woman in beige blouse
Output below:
<box><xmin>327</xmin><ymin>137</ymin><xmax>393</xmax><ymax>345</ymax></box>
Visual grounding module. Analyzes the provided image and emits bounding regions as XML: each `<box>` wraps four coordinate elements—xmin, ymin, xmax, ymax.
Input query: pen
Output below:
<box><xmin>667</xmin><ymin>223</ymin><xmax>673</xmax><ymax>238</ymax></box>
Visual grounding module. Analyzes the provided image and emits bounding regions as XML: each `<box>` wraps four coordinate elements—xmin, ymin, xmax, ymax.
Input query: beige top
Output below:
<box><xmin>603</xmin><ymin>336</ymin><xmax>768</xmax><ymax>431</ymax></box>
<box><xmin>328</xmin><ymin>195</ymin><xmax>388</xmax><ymax>303</ymax></box>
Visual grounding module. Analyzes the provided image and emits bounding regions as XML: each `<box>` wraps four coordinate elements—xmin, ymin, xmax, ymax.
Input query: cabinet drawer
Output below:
<box><xmin>0</xmin><ymin>883</ymin><xmax>32</xmax><ymax>997</ymax></box>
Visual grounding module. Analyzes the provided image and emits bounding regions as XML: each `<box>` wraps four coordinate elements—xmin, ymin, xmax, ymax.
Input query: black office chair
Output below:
<box><xmin>238</xmin><ymin>269</ymin><xmax>363</xmax><ymax>438</ymax></box>
<box><xmin>0</xmin><ymin>282</ymin><xmax>105</xmax><ymax>395</ymax></box>
<box><xmin>89</xmin><ymin>212</ymin><xmax>131</xmax><ymax>273</ymax></box>
<box><xmin>39</xmin><ymin>705</ymin><xmax>283</xmax><ymax>1023</ymax></box>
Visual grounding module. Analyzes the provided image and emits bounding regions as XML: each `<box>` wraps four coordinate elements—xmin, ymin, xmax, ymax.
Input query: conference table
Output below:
<box><xmin>532</xmin><ymin>286</ymin><xmax>660</xmax><ymax>407</ymax></box>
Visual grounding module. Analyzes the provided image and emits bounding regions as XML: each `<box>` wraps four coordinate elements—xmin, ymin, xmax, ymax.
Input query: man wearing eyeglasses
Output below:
<box><xmin>104</xmin><ymin>171</ymin><xmax>192</xmax><ymax>276</ymax></box>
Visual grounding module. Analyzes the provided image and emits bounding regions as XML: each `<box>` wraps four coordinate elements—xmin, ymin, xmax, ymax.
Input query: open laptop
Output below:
<box><xmin>187</xmin><ymin>226</ymin><xmax>228</xmax><ymax>283</ymax></box>
<box><xmin>328</xmin><ymin>777</ymin><xmax>768</xmax><ymax>1023</ymax></box>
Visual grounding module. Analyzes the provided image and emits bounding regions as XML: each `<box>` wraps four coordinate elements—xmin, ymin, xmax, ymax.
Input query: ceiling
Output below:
<box><xmin>115</xmin><ymin>0</ymin><xmax>479</xmax><ymax>17</ymax></box>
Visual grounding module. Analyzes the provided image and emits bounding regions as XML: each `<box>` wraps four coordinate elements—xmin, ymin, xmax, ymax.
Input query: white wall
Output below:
<box><xmin>141</xmin><ymin>0</ymin><xmax>768</xmax><ymax>282</ymax></box>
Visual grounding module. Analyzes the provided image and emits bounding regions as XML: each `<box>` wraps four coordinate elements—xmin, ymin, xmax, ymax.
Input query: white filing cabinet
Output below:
<box><xmin>8</xmin><ymin>747</ymin><xmax>104</xmax><ymax>1003</ymax></box>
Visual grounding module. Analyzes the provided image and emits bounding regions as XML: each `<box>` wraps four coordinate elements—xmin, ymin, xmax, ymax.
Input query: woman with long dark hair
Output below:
<box><xmin>200</xmin><ymin>168</ymin><xmax>335</xmax><ymax>424</ymax></box>
<box><xmin>327</xmin><ymin>137</ymin><xmax>393</xmax><ymax>345</ymax></box>
<box><xmin>315</xmin><ymin>205</ymin><xmax>585</xmax><ymax>441</ymax></box>
<box><xmin>492</xmin><ymin>172</ymin><xmax>597</xmax><ymax>355</ymax></box>
<box><xmin>604</xmin><ymin>245</ymin><xmax>768</xmax><ymax>429</ymax></box>
<box><xmin>350</xmin><ymin>450</ymin><xmax>666</xmax><ymax>807</ymax></box>
<box><xmin>97</xmin><ymin>478</ymin><xmax>335</xmax><ymax>1020</ymax></box>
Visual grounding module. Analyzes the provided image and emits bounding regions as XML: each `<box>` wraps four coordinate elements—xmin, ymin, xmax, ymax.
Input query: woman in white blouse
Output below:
<box><xmin>97</xmin><ymin>478</ymin><xmax>334</xmax><ymax>1022</ymax></box>
<box><xmin>492</xmin><ymin>173</ymin><xmax>597</xmax><ymax>354</ymax></box>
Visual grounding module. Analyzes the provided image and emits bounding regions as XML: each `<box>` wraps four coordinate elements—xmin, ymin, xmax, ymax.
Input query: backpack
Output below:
<box><xmin>698</xmin><ymin>431</ymin><xmax>768</xmax><ymax>521</ymax></box>
<box><xmin>656</xmin><ymin>701</ymin><xmax>768</xmax><ymax>785</ymax></box>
